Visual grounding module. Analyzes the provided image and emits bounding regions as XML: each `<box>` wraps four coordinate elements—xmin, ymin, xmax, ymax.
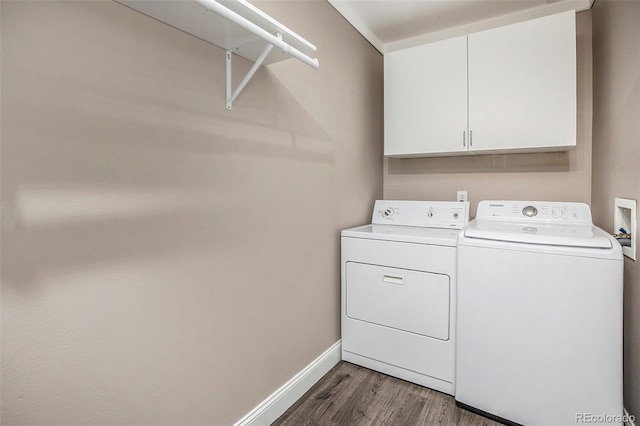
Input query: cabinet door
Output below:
<box><xmin>468</xmin><ymin>11</ymin><xmax>576</xmax><ymax>154</ymax></box>
<box><xmin>384</xmin><ymin>36</ymin><xmax>468</xmax><ymax>157</ymax></box>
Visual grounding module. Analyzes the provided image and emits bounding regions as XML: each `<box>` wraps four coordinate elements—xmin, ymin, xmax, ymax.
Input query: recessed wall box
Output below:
<box><xmin>614</xmin><ymin>197</ymin><xmax>636</xmax><ymax>260</ymax></box>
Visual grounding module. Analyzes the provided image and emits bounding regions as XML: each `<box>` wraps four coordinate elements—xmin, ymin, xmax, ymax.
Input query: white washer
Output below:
<box><xmin>456</xmin><ymin>200</ymin><xmax>623</xmax><ymax>426</ymax></box>
<box><xmin>341</xmin><ymin>200</ymin><xmax>469</xmax><ymax>395</ymax></box>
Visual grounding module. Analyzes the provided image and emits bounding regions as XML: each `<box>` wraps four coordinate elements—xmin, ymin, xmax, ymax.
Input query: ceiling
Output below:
<box><xmin>327</xmin><ymin>0</ymin><xmax>592</xmax><ymax>53</ymax></box>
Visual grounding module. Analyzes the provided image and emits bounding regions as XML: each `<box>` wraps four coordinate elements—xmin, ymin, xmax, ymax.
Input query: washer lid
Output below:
<box><xmin>342</xmin><ymin>224</ymin><xmax>460</xmax><ymax>246</ymax></box>
<box><xmin>463</xmin><ymin>220</ymin><xmax>612</xmax><ymax>249</ymax></box>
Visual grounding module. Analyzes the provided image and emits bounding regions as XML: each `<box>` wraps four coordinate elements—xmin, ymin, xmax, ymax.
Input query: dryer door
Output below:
<box><xmin>345</xmin><ymin>262</ymin><xmax>450</xmax><ymax>340</ymax></box>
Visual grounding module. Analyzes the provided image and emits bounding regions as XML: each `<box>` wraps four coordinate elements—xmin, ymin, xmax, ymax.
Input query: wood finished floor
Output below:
<box><xmin>273</xmin><ymin>362</ymin><xmax>503</xmax><ymax>426</ymax></box>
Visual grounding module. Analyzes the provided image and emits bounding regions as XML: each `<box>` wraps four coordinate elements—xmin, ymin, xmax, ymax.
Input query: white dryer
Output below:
<box><xmin>341</xmin><ymin>200</ymin><xmax>469</xmax><ymax>395</ymax></box>
<box><xmin>456</xmin><ymin>200</ymin><xmax>623</xmax><ymax>426</ymax></box>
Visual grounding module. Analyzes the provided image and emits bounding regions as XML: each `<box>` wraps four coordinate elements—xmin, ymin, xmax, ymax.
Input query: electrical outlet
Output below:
<box><xmin>457</xmin><ymin>191</ymin><xmax>468</xmax><ymax>203</ymax></box>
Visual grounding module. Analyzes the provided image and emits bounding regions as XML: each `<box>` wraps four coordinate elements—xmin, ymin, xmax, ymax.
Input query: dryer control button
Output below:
<box><xmin>522</xmin><ymin>206</ymin><xmax>538</xmax><ymax>217</ymax></box>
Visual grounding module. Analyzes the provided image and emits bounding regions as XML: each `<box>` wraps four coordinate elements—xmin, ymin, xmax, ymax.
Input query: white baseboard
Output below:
<box><xmin>625</xmin><ymin>408</ymin><xmax>636</xmax><ymax>426</ymax></box>
<box><xmin>233</xmin><ymin>340</ymin><xmax>342</xmax><ymax>426</ymax></box>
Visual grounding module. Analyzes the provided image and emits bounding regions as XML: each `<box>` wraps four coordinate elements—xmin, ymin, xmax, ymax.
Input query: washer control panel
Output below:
<box><xmin>476</xmin><ymin>200</ymin><xmax>593</xmax><ymax>225</ymax></box>
<box><xmin>372</xmin><ymin>200</ymin><xmax>470</xmax><ymax>229</ymax></box>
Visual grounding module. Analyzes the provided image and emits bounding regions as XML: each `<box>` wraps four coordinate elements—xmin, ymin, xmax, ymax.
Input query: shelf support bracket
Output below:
<box><xmin>196</xmin><ymin>0</ymin><xmax>319</xmax><ymax>69</ymax></box>
<box><xmin>225</xmin><ymin>33</ymin><xmax>280</xmax><ymax>111</ymax></box>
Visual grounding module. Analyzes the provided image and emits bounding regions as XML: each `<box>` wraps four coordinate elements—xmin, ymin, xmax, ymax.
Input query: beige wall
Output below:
<box><xmin>0</xmin><ymin>1</ymin><xmax>383</xmax><ymax>424</ymax></box>
<box><xmin>591</xmin><ymin>0</ymin><xmax>640</xmax><ymax>418</ymax></box>
<box><xmin>384</xmin><ymin>11</ymin><xmax>593</xmax><ymax>216</ymax></box>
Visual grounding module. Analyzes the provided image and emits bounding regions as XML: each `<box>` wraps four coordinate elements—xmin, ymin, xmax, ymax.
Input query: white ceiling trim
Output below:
<box><xmin>385</xmin><ymin>0</ymin><xmax>592</xmax><ymax>53</ymax></box>
<box><xmin>328</xmin><ymin>0</ymin><xmax>594</xmax><ymax>55</ymax></box>
<box><xmin>327</xmin><ymin>0</ymin><xmax>385</xmax><ymax>53</ymax></box>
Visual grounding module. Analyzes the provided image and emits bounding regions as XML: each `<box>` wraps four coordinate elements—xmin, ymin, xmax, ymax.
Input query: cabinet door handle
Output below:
<box><xmin>470</xmin><ymin>130</ymin><xmax>473</xmax><ymax>147</ymax></box>
<box><xmin>463</xmin><ymin>130</ymin><xmax>466</xmax><ymax>147</ymax></box>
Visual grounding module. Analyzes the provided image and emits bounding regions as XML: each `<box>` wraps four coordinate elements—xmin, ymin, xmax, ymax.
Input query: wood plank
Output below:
<box><xmin>418</xmin><ymin>391</ymin><xmax>460</xmax><ymax>426</ymax></box>
<box><xmin>273</xmin><ymin>362</ymin><xmax>370</xmax><ymax>426</ymax></box>
<box><xmin>329</xmin><ymin>367</ymin><xmax>388</xmax><ymax>425</ymax></box>
<box><xmin>273</xmin><ymin>362</ymin><xmax>505</xmax><ymax>426</ymax></box>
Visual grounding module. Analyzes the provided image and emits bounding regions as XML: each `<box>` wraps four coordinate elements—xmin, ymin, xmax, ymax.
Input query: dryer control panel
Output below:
<box><xmin>372</xmin><ymin>200</ymin><xmax>470</xmax><ymax>229</ymax></box>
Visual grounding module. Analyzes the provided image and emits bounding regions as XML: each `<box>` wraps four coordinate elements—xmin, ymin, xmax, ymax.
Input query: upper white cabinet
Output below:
<box><xmin>384</xmin><ymin>11</ymin><xmax>577</xmax><ymax>158</ymax></box>
<box><xmin>385</xmin><ymin>36</ymin><xmax>468</xmax><ymax>157</ymax></box>
<box><xmin>468</xmin><ymin>11</ymin><xmax>576</xmax><ymax>154</ymax></box>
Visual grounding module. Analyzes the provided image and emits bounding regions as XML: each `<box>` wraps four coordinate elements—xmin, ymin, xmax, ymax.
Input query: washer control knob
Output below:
<box><xmin>427</xmin><ymin>211</ymin><xmax>434</xmax><ymax>218</ymax></box>
<box><xmin>453</xmin><ymin>213</ymin><xmax>459</xmax><ymax>219</ymax></box>
<box><xmin>522</xmin><ymin>206</ymin><xmax>538</xmax><ymax>217</ymax></box>
<box><xmin>383</xmin><ymin>208</ymin><xmax>394</xmax><ymax>218</ymax></box>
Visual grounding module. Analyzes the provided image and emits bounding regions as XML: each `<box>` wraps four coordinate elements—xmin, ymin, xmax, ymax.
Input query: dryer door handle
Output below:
<box><xmin>382</xmin><ymin>274</ymin><xmax>404</xmax><ymax>285</ymax></box>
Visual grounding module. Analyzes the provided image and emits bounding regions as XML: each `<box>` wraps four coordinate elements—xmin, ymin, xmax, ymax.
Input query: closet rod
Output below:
<box><xmin>194</xmin><ymin>0</ymin><xmax>320</xmax><ymax>69</ymax></box>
